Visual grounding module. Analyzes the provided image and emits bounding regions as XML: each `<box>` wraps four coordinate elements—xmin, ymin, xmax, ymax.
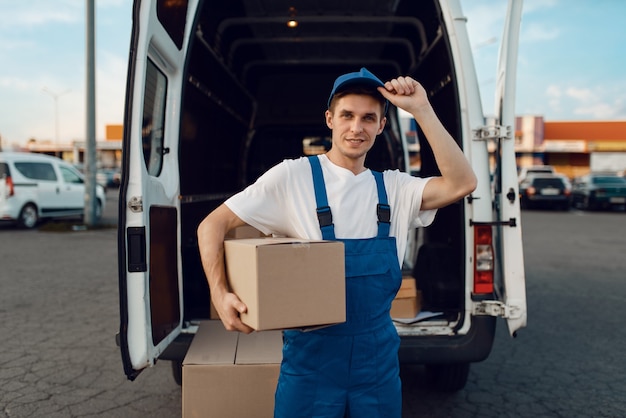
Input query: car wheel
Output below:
<box><xmin>18</xmin><ymin>203</ymin><xmax>39</xmax><ymax>229</ymax></box>
<box><xmin>425</xmin><ymin>363</ymin><xmax>470</xmax><ymax>392</ymax></box>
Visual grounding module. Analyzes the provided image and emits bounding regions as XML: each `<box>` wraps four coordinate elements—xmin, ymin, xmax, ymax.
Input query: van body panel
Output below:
<box><xmin>437</xmin><ymin>0</ymin><xmax>493</xmax><ymax>338</ymax></box>
<box><xmin>118</xmin><ymin>0</ymin><xmax>200</xmax><ymax>379</ymax></box>
<box><xmin>50</xmin><ymin>165</ymin><xmax>86</xmax><ymax>213</ymax></box>
<box><xmin>492</xmin><ymin>0</ymin><xmax>527</xmax><ymax>336</ymax></box>
<box><xmin>118</xmin><ymin>0</ymin><xmax>527</xmax><ymax>385</ymax></box>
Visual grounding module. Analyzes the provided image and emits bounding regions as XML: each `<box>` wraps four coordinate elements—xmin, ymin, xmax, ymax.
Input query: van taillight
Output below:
<box><xmin>474</xmin><ymin>225</ymin><xmax>494</xmax><ymax>294</ymax></box>
<box><xmin>6</xmin><ymin>176</ymin><xmax>15</xmax><ymax>196</ymax></box>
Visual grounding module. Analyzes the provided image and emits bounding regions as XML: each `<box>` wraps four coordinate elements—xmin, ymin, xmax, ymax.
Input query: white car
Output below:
<box><xmin>0</xmin><ymin>152</ymin><xmax>106</xmax><ymax>228</ymax></box>
<box><xmin>518</xmin><ymin>165</ymin><xmax>556</xmax><ymax>183</ymax></box>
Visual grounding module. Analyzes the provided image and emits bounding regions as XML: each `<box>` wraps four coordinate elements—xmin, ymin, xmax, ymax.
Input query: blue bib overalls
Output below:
<box><xmin>274</xmin><ymin>156</ymin><xmax>403</xmax><ymax>418</ymax></box>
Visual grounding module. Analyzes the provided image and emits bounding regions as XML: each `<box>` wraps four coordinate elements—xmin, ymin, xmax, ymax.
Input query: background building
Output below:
<box><xmin>11</xmin><ymin>118</ymin><xmax>626</xmax><ymax>180</ymax></box>
<box><xmin>24</xmin><ymin>124</ymin><xmax>123</xmax><ymax>169</ymax></box>
<box><xmin>515</xmin><ymin>117</ymin><xmax>626</xmax><ymax>178</ymax></box>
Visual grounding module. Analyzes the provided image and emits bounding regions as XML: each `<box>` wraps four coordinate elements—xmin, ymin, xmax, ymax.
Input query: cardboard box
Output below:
<box><xmin>212</xmin><ymin>224</ymin><xmax>265</xmax><ymax>320</ymax></box>
<box><xmin>209</xmin><ymin>301</ymin><xmax>220</xmax><ymax>320</ymax></box>
<box><xmin>217</xmin><ymin>226</ymin><xmax>265</xmax><ymax>319</ymax></box>
<box><xmin>391</xmin><ymin>276</ymin><xmax>421</xmax><ymax>318</ymax></box>
<box><xmin>182</xmin><ymin>321</ymin><xmax>282</xmax><ymax>418</ymax></box>
<box><xmin>224</xmin><ymin>238</ymin><xmax>345</xmax><ymax>331</ymax></box>
<box><xmin>225</xmin><ymin>225</ymin><xmax>266</xmax><ymax>239</ymax></box>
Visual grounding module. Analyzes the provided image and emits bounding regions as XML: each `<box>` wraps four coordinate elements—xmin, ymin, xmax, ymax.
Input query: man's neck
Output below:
<box><xmin>324</xmin><ymin>151</ymin><xmax>367</xmax><ymax>175</ymax></box>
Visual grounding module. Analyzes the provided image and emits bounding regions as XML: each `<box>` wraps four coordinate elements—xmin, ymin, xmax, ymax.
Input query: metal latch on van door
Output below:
<box><xmin>471</xmin><ymin>123</ymin><xmax>512</xmax><ymax>142</ymax></box>
<box><xmin>128</xmin><ymin>196</ymin><xmax>143</xmax><ymax>213</ymax></box>
<box><xmin>473</xmin><ymin>300</ymin><xmax>524</xmax><ymax>319</ymax></box>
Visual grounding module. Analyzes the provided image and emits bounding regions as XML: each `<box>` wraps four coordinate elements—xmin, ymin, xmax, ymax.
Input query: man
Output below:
<box><xmin>197</xmin><ymin>68</ymin><xmax>477</xmax><ymax>417</ymax></box>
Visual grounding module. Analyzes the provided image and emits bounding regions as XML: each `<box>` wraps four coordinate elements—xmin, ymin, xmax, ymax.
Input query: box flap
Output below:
<box><xmin>235</xmin><ymin>331</ymin><xmax>283</xmax><ymax>365</ymax></box>
<box><xmin>183</xmin><ymin>321</ymin><xmax>238</xmax><ymax>366</ymax></box>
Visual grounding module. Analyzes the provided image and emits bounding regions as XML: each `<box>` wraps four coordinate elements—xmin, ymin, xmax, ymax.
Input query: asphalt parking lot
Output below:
<box><xmin>0</xmin><ymin>190</ymin><xmax>182</xmax><ymax>417</ymax></box>
<box><xmin>2</xmin><ymin>190</ymin><xmax>626</xmax><ymax>417</ymax></box>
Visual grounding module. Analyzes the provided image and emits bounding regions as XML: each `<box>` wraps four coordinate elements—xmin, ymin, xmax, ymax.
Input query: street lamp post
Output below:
<box><xmin>42</xmin><ymin>87</ymin><xmax>71</xmax><ymax>157</ymax></box>
<box><xmin>85</xmin><ymin>0</ymin><xmax>97</xmax><ymax>227</ymax></box>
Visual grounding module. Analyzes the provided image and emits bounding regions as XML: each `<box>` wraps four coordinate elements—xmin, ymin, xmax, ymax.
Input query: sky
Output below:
<box><xmin>0</xmin><ymin>0</ymin><xmax>625</xmax><ymax>148</ymax></box>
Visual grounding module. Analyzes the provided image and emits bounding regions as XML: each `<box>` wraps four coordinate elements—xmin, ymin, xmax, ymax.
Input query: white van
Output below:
<box><xmin>0</xmin><ymin>152</ymin><xmax>106</xmax><ymax>228</ymax></box>
<box><xmin>118</xmin><ymin>0</ymin><xmax>527</xmax><ymax>392</ymax></box>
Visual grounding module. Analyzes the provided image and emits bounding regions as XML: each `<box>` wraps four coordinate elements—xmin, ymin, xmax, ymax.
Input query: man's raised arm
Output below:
<box><xmin>378</xmin><ymin>76</ymin><xmax>477</xmax><ymax>209</ymax></box>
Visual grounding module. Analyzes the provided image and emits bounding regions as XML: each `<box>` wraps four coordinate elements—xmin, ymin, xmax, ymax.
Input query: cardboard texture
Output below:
<box><xmin>215</xmin><ymin>226</ymin><xmax>266</xmax><ymax>319</ymax></box>
<box><xmin>182</xmin><ymin>321</ymin><xmax>283</xmax><ymax>418</ymax></box>
<box><xmin>215</xmin><ymin>230</ymin><xmax>301</xmax><ymax>320</ymax></box>
<box><xmin>225</xmin><ymin>225</ymin><xmax>266</xmax><ymax>239</ymax></box>
<box><xmin>391</xmin><ymin>276</ymin><xmax>421</xmax><ymax>318</ymax></box>
<box><xmin>224</xmin><ymin>238</ymin><xmax>345</xmax><ymax>330</ymax></box>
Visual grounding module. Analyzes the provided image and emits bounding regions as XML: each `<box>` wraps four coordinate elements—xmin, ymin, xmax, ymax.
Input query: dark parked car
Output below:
<box><xmin>519</xmin><ymin>175</ymin><xmax>571</xmax><ymax>210</ymax></box>
<box><xmin>571</xmin><ymin>174</ymin><xmax>626</xmax><ymax>211</ymax></box>
<box><xmin>97</xmin><ymin>168</ymin><xmax>121</xmax><ymax>190</ymax></box>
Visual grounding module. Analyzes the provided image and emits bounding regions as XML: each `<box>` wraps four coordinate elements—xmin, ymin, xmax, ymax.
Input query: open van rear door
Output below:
<box><xmin>118</xmin><ymin>0</ymin><xmax>194</xmax><ymax>381</ymax></box>
<box><xmin>491</xmin><ymin>0</ymin><xmax>527</xmax><ymax>336</ymax></box>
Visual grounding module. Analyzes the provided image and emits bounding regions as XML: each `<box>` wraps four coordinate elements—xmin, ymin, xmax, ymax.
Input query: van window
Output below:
<box><xmin>533</xmin><ymin>178</ymin><xmax>564</xmax><ymax>188</ymax></box>
<box><xmin>156</xmin><ymin>0</ymin><xmax>188</xmax><ymax>50</ymax></box>
<box><xmin>142</xmin><ymin>59</ymin><xmax>168</xmax><ymax>177</ymax></box>
<box><xmin>14</xmin><ymin>162</ymin><xmax>57</xmax><ymax>181</ymax></box>
<box><xmin>0</xmin><ymin>162</ymin><xmax>9</xmax><ymax>177</ymax></box>
<box><xmin>60</xmin><ymin>166</ymin><xmax>84</xmax><ymax>184</ymax></box>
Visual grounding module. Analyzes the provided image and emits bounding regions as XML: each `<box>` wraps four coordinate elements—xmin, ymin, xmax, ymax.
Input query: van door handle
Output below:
<box><xmin>57</xmin><ymin>187</ymin><xmax>60</xmax><ymax>194</ymax></box>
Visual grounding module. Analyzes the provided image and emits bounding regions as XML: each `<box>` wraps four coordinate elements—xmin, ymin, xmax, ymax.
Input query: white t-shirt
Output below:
<box><xmin>225</xmin><ymin>154</ymin><xmax>437</xmax><ymax>265</ymax></box>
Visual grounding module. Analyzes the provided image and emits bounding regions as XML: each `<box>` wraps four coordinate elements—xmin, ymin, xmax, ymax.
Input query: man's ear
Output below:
<box><xmin>325</xmin><ymin>110</ymin><xmax>333</xmax><ymax>129</ymax></box>
<box><xmin>377</xmin><ymin>116</ymin><xmax>387</xmax><ymax>135</ymax></box>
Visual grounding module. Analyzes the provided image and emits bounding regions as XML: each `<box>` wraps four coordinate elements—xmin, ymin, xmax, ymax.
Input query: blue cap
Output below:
<box><xmin>327</xmin><ymin>67</ymin><xmax>388</xmax><ymax>113</ymax></box>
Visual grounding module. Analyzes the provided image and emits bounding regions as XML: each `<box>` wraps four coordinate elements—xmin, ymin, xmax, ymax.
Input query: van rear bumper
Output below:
<box><xmin>161</xmin><ymin>316</ymin><xmax>497</xmax><ymax>365</ymax></box>
<box><xmin>398</xmin><ymin>316</ymin><xmax>496</xmax><ymax>364</ymax></box>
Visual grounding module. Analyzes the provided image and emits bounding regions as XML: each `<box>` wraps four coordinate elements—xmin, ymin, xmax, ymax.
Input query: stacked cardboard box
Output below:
<box><xmin>390</xmin><ymin>276</ymin><xmax>421</xmax><ymax>318</ymax></box>
<box><xmin>223</xmin><ymin>238</ymin><xmax>345</xmax><ymax>330</ymax></box>
<box><xmin>182</xmin><ymin>321</ymin><xmax>282</xmax><ymax>417</ymax></box>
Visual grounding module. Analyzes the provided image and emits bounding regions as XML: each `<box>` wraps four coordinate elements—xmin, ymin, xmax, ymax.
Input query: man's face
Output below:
<box><xmin>325</xmin><ymin>94</ymin><xmax>386</xmax><ymax>162</ymax></box>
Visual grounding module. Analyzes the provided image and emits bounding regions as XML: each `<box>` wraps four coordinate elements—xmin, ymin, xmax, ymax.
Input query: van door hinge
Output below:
<box><xmin>473</xmin><ymin>300</ymin><xmax>523</xmax><ymax>319</ymax></box>
<box><xmin>128</xmin><ymin>196</ymin><xmax>143</xmax><ymax>213</ymax></box>
<box><xmin>472</xmin><ymin>124</ymin><xmax>512</xmax><ymax>141</ymax></box>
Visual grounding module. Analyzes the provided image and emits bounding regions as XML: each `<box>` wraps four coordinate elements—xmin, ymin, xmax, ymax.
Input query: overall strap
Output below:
<box><xmin>307</xmin><ymin>156</ymin><xmax>336</xmax><ymax>240</ymax></box>
<box><xmin>371</xmin><ymin>170</ymin><xmax>391</xmax><ymax>237</ymax></box>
